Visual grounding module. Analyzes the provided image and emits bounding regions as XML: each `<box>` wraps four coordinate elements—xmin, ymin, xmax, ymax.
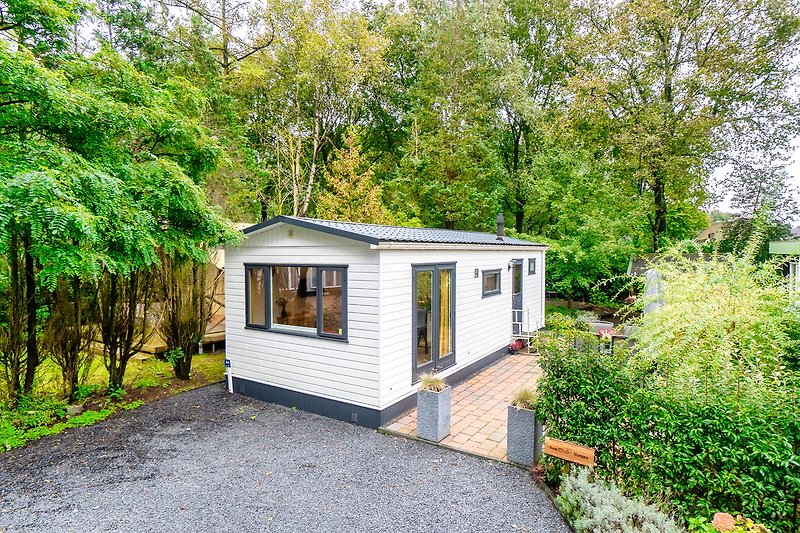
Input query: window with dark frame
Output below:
<box><xmin>482</xmin><ymin>269</ymin><xmax>502</xmax><ymax>297</ymax></box>
<box><xmin>245</xmin><ymin>264</ymin><xmax>347</xmax><ymax>340</ymax></box>
<box><xmin>528</xmin><ymin>258</ymin><xmax>537</xmax><ymax>275</ymax></box>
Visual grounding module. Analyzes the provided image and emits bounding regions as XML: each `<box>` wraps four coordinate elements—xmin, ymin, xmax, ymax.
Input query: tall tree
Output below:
<box><xmin>496</xmin><ymin>0</ymin><xmax>574</xmax><ymax>232</ymax></box>
<box><xmin>572</xmin><ymin>0</ymin><xmax>800</xmax><ymax>251</ymax></box>
<box><xmin>379</xmin><ymin>0</ymin><xmax>507</xmax><ymax>230</ymax></box>
<box><xmin>315</xmin><ymin>130</ymin><xmax>392</xmax><ymax>224</ymax></box>
<box><xmin>0</xmin><ymin>5</ymin><xmax>238</xmax><ymax>394</ymax></box>
<box><xmin>237</xmin><ymin>0</ymin><xmax>386</xmax><ymax>218</ymax></box>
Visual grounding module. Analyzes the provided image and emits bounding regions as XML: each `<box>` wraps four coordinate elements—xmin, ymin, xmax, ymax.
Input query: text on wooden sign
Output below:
<box><xmin>543</xmin><ymin>437</ymin><xmax>596</xmax><ymax>467</ymax></box>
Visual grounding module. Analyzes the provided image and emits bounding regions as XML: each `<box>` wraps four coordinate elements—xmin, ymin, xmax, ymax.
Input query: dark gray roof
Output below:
<box><xmin>627</xmin><ymin>253</ymin><xmax>717</xmax><ymax>276</ymax></box>
<box><xmin>243</xmin><ymin>216</ymin><xmax>545</xmax><ymax>247</ymax></box>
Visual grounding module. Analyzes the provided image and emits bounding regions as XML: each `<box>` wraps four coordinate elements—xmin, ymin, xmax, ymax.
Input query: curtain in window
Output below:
<box><xmin>438</xmin><ymin>269</ymin><xmax>452</xmax><ymax>356</ymax></box>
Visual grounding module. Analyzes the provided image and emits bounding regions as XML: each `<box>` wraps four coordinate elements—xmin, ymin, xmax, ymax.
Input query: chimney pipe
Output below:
<box><xmin>496</xmin><ymin>213</ymin><xmax>505</xmax><ymax>240</ymax></box>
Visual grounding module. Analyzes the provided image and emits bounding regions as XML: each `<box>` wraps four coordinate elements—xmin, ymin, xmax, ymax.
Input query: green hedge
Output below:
<box><xmin>536</xmin><ymin>337</ymin><xmax>800</xmax><ymax>532</ymax></box>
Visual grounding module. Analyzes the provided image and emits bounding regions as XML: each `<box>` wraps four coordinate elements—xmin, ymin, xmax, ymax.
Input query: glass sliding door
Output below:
<box><xmin>413</xmin><ymin>264</ymin><xmax>455</xmax><ymax>381</ymax></box>
<box><xmin>437</xmin><ymin>267</ymin><xmax>454</xmax><ymax>367</ymax></box>
<box><xmin>414</xmin><ymin>269</ymin><xmax>434</xmax><ymax>373</ymax></box>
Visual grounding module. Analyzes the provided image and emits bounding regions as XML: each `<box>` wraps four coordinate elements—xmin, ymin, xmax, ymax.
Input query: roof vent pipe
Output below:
<box><xmin>496</xmin><ymin>213</ymin><xmax>505</xmax><ymax>240</ymax></box>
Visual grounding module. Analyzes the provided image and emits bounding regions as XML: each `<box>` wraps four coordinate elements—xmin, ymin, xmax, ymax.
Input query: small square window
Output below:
<box><xmin>482</xmin><ymin>269</ymin><xmax>501</xmax><ymax>297</ymax></box>
<box><xmin>528</xmin><ymin>258</ymin><xmax>537</xmax><ymax>275</ymax></box>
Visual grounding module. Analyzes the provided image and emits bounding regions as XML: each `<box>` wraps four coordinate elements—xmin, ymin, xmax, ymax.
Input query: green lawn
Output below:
<box><xmin>1</xmin><ymin>352</ymin><xmax>226</xmax><ymax>452</ymax></box>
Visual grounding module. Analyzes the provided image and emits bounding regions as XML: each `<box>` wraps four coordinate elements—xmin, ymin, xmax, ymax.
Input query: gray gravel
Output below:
<box><xmin>0</xmin><ymin>383</ymin><xmax>569</xmax><ymax>533</ymax></box>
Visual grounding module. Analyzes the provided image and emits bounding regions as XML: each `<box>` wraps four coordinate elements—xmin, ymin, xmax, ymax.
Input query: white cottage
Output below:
<box><xmin>224</xmin><ymin>215</ymin><xmax>547</xmax><ymax>428</ymax></box>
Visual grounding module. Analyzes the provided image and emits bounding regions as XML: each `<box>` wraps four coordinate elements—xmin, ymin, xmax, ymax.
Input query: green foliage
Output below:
<box><xmin>0</xmin><ymin>395</ymin><xmax>117</xmax><ymax>451</ymax></box>
<box><xmin>718</xmin><ymin>215</ymin><xmax>793</xmax><ymax>264</ymax></box>
<box><xmin>537</xmin><ymin>249</ymin><xmax>800</xmax><ymax>531</ymax></box>
<box><xmin>118</xmin><ymin>400</ymin><xmax>142</xmax><ymax>411</ymax></box>
<box><xmin>73</xmin><ymin>384</ymin><xmax>100</xmax><ymax>401</ymax></box>
<box><xmin>132</xmin><ymin>376</ymin><xmax>160</xmax><ymax>391</ymax></box>
<box><xmin>538</xmin><ymin>339</ymin><xmax>800</xmax><ymax>531</ymax></box>
<box><xmin>628</xmin><ymin>249</ymin><xmax>800</xmax><ymax>386</ymax></box>
<box><xmin>107</xmin><ymin>386</ymin><xmax>126</xmax><ymax>400</ymax></box>
<box><xmin>315</xmin><ymin>130</ymin><xmax>393</xmax><ymax>224</ymax></box>
<box><xmin>557</xmin><ymin>468</ymin><xmax>683</xmax><ymax>533</ymax></box>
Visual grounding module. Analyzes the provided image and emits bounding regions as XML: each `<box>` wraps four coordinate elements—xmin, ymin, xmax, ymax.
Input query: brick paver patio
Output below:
<box><xmin>382</xmin><ymin>354</ymin><xmax>542</xmax><ymax>461</ymax></box>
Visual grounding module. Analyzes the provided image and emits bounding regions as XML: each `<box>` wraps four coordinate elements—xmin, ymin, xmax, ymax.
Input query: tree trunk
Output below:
<box><xmin>652</xmin><ymin>172</ymin><xmax>667</xmax><ymax>252</ymax></box>
<box><xmin>174</xmin><ymin>354</ymin><xmax>192</xmax><ymax>380</ymax></box>
<box><xmin>300</xmin><ymin>116</ymin><xmax>321</xmax><ymax>217</ymax></box>
<box><xmin>514</xmin><ymin>204</ymin><xmax>525</xmax><ymax>234</ymax></box>
<box><xmin>103</xmin><ymin>273</ymin><xmax>120</xmax><ymax>391</ymax></box>
<box><xmin>6</xmin><ymin>234</ymin><xmax>23</xmax><ymax>398</ymax></box>
<box><xmin>220</xmin><ymin>0</ymin><xmax>229</xmax><ymax>76</ymax></box>
<box><xmin>512</xmin><ymin>126</ymin><xmax>525</xmax><ymax>233</ymax></box>
<box><xmin>22</xmin><ymin>232</ymin><xmax>38</xmax><ymax>394</ymax></box>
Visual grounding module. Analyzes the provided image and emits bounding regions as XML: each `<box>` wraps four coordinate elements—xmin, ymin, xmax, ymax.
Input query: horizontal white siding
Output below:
<box><xmin>378</xmin><ymin>248</ymin><xmax>545</xmax><ymax>408</ymax></box>
<box><xmin>225</xmin><ymin>224</ymin><xmax>380</xmax><ymax>408</ymax></box>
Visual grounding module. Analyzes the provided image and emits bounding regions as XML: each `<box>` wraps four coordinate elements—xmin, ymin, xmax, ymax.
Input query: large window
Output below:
<box><xmin>482</xmin><ymin>269</ymin><xmax>501</xmax><ymax>297</ymax></box>
<box><xmin>246</xmin><ymin>264</ymin><xmax>347</xmax><ymax>340</ymax></box>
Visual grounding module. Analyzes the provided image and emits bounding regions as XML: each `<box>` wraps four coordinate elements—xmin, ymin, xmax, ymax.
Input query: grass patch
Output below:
<box><xmin>1</xmin><ymin>351</ymin><xmax>226</xmax><ymax>452</ymax></box>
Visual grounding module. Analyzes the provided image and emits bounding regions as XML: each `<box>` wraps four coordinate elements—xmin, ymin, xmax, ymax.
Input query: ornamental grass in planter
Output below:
<box><xmin>507</xmin><ymin>388</ymin><xmax>543</xmax><ymax>467</ymax></box>
<box><xmin>416</xmin><ymin>374</ymin><xmax>451</xmax><ymax>442</ymax></box>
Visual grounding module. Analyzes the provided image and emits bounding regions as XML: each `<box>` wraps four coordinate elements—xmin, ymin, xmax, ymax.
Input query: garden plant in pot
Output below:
<box><xmin>507</xmin><ymin>388</ymin><xmax>543</xmax><ymax>467</ymax></box>
<box><xmin>416</xmin><ymin>374</ymin><xmax>451</xmax><ymax>442</ymax></box>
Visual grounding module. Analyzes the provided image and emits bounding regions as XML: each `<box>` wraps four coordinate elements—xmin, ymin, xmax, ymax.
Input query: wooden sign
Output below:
<box><xmin>543</xmin><ymin>437</ymin><xmax>596</xmax><ymax>467</ymax></box>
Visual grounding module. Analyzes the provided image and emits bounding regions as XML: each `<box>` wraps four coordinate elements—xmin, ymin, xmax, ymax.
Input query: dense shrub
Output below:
<box><xmin>558</xmin><ymin>468</ymin><xmax>683</xmax><ymax>533</ymax></box>
<box><xmin>538</xmin><ymin>342</ymin><xmax>800</xmax><ymax>530</ymax></box>
<box><xmin>536</xmin><ymin>251</ymin><xmax>800</xmax><ymax>532</ymax></box>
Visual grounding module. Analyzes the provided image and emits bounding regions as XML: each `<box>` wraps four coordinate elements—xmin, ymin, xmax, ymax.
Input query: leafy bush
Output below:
<box><xmin>628</xmin><ymin>249</ymin><xmax>800</xmax><ymax>389</ymax></box>
<box><xmin>132</xmin><ymin>376</ymin><xmax>160</xmax><ymax>390</ymax></box>
<box><xmin>73</xmin><ymin>384</ymin><xmax>101</xmax><ymax>401</ymax></box>
<box><xmin>558</xmin><ymin>468</ymin><xmax>683</xmax><ymax>533</ymax></box>
<box><xmin>536</xmin><ymin>249</ymin><xmax>800</xmax><ymax>532</ymax></box>
<box><xmin>545</xmin><ymin>311</ymin><xmax>580</xmax><ymax>333</ymax></box>
<box><xmin>537</xmin><ymin>339</ymin><xmax>800</xmax><ymax>531</ymax></box>
<box><xmin>574</xmin><ymin>310</ymin><xmax>600</xmax><ymax>327</ymax></box>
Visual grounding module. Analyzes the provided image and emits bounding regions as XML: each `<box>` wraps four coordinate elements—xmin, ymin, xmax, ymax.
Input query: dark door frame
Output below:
<box><xmin>412</xmin><ymin>263</ymin><xmax>456</xmax><ymax>383</ymax></box>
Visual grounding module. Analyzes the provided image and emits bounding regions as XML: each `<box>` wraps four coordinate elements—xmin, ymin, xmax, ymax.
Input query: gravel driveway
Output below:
<box><xmin>0</xmin><ymin>384</ymin><xmax>568</xmax><ymax>533</ymax></box>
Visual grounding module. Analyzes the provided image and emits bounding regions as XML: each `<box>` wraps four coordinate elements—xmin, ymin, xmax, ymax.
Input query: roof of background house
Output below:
<box><xmin>696</xmin><ymin>221</ymin><xmax>725</xmax><ymax>242</ymax></box>
<box><xmin>627</xmin><ymin>253</ymin><xmax>717</xmax><ymax>277</ymax></box>
<box><xmin>243</xmin><ymin>216</ymin><xmax>546</xmax><ymax>247</ymax></box>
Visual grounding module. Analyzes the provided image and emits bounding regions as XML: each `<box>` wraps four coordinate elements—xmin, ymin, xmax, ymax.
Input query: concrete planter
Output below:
<box><xmin>416</xmin><ymin>386</ymin><xmax>451</xmax><ymax>442</ymax></box>
<box><xmin>588</xmin><ymin>321</ymin><xmax>614</xmax><ymax>333</ymax></box>
<box><xmin>507</xmin><ymin>405</ymin><xmax>543</xmax><ymax>467</ymax></box>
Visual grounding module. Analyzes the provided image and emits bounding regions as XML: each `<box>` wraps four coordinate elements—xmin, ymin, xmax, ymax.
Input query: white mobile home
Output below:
<box><xmin>224</xmin><ymin>216</ymin><xmax>546</xmax><ymax>428</ymax></box>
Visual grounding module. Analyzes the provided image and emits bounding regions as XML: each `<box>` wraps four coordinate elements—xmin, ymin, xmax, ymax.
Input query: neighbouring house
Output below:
<box><xmin>224</xmin><ymin>215</ymin><xmax>547</xmax><ymax>428</ymax></box>
<box><xmin>696</xmin><ymin>221</ymin><xmax>725</xmax><ymax>244</ymax></box>
<box><xmin>769</xmin><ymin>239</ymin><xmax>800</xmax><ymax>294</ymax></box>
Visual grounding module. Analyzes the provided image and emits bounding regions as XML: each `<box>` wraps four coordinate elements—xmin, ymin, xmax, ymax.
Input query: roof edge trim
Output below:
<box><xmin>242</xmin><ymin>216</ymin><xmax>381</xmax><ymax>245</ymax></box>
